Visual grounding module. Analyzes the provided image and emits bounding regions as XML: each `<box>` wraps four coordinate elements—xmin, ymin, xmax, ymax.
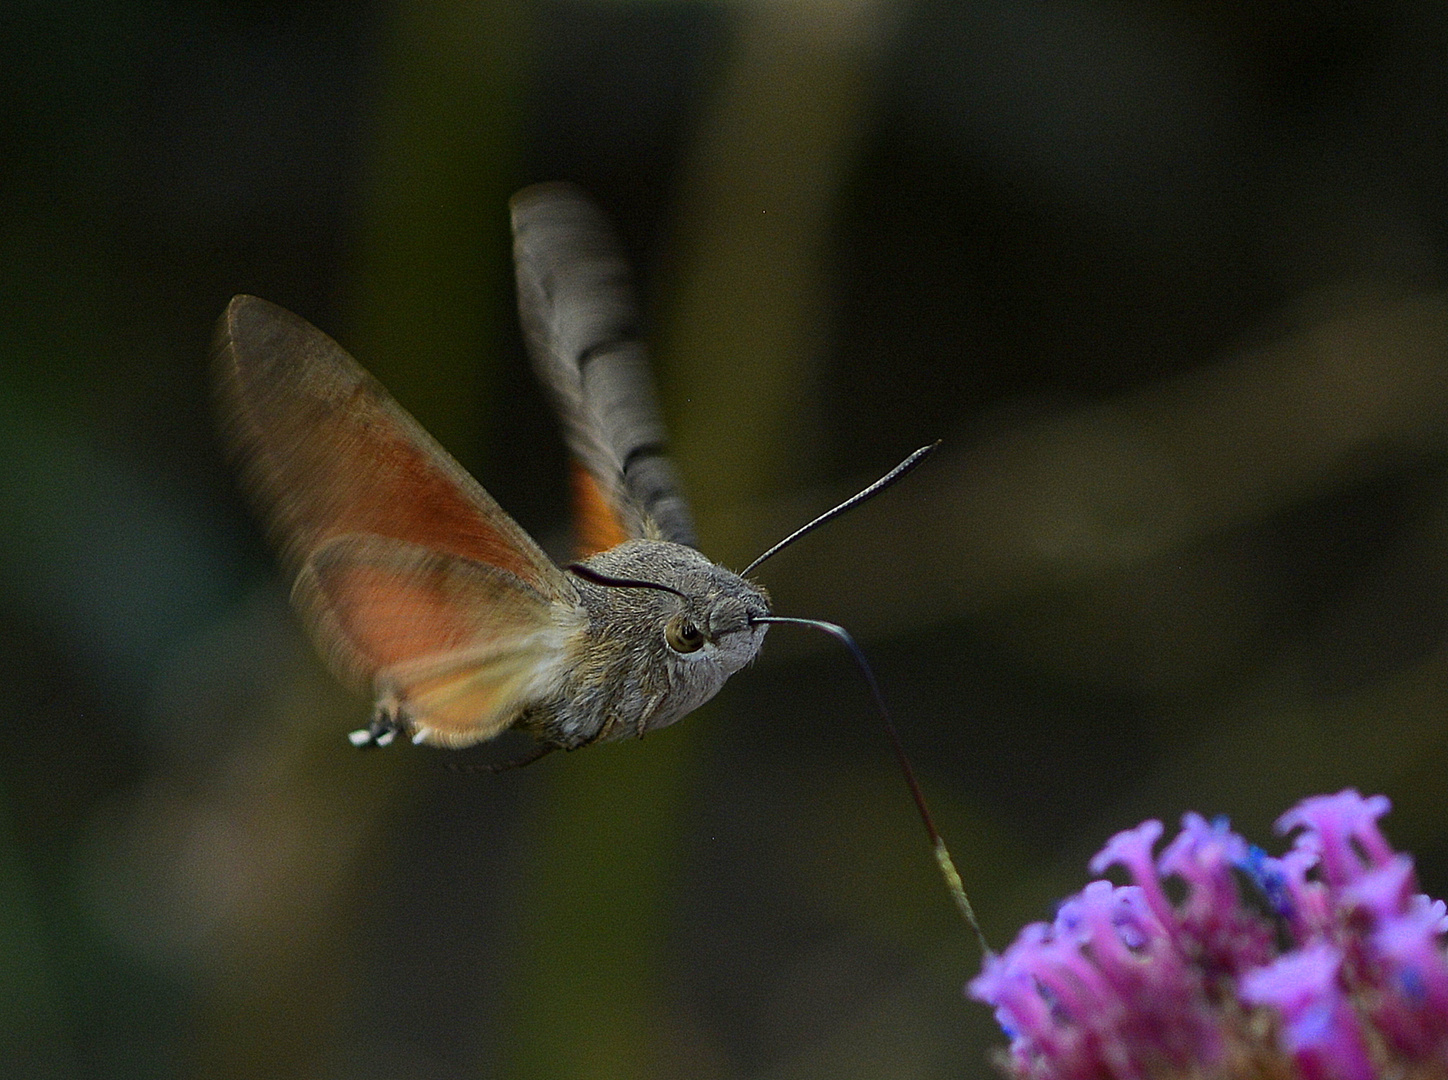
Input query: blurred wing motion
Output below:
<box><xmin>510</xmin><ymin>182</ymin><xmax>697</xmax><ymax>552</ymax></box>
<box><xmin>214</xmin><ymin>295</ymin><xmax>580</xmax><ymax>745</ymax></box>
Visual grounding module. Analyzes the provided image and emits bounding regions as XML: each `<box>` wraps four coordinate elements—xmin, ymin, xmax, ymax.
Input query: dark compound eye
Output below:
<box><xmin>665</xmin><ymin>617</ymin><xmax>706</xmax><ymax>653</ymax></box>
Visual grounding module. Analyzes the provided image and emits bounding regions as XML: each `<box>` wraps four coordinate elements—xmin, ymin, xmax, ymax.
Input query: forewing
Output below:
<box><xmin>214</xmin><ymin>294</ymin><xmax>574</xmax><ymax>602</ymax></box>
<box><xmin>296</xmin><ymin>535</ymin><xmax>580</xmax><ymax>745</ymax></box>
<box><xmin>510</xmin><ymin>182</ymin><xmax>697</xmax><ymax>551</ymax></box>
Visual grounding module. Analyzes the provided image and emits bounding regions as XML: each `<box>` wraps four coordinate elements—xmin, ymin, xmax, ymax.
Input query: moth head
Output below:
<box><xmin>569</xmin><ymin>540</ymin><xmax>770</xmax><ymax>685</ymax></box>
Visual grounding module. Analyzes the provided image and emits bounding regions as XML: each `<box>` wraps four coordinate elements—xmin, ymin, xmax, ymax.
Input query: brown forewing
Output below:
<box><xmin>213</xmin><ymin>295</ymin><xmax>574</xmax><ymax>603</ymax></box>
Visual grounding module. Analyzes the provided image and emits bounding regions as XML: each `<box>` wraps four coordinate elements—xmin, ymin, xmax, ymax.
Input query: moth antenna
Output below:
<box><xmin>741</xmin><ymin>442</ymin><xmax>941</xmax><ymax>577</ymax></box>
<box><xmin>566</xmin><ymin>562</ymin><xmax>690</xmax><ymax>600</ymax></box>
<box><xmin>752</xmin><ymin>614</ymin><xmax>992</xmax><ymax>957</ymax></box>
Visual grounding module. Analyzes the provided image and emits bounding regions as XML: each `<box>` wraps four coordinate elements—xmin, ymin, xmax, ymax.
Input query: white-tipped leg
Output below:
<box><xmin>350</xmin><ymin>701</ymin><xmax>405</xmax><ymax>749</ymax></box>
<box><xmin>348</xmin><ymin>725</ymin><xmax>399</xmax><ymax>748</ymax></box>
<box><xmin>410</xmin><ymin>726</ymin><xmax>430</xmax><ymax>745</ymax></box>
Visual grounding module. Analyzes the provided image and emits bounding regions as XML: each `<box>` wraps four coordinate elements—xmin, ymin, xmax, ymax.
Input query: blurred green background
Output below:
<box><xmin>5</xmin><ymin>1</ymin><xmax>1448</xmax><ymax>1077</ymax></box>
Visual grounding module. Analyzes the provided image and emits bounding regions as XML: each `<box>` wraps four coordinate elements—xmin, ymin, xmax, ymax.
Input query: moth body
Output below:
<box><xmin>363</xmin><ymin>540</ymin><xmax>768</xmax><ymax>750</ymax></box>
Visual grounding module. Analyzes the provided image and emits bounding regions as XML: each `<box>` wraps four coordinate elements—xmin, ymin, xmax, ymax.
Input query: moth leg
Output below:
<box><xmin>445</xmin><ymin>741</ymin><xmax>558</xmax><ymax>774</ymax></box>
<box><xmin>589</xmin><ymin>714</ymin><xmax>620</xmax><ymax>745</ymax></box>
<box><xmin>348</xmin><ymin>697</ymin><xmax>407</xmax><ymax>749</ymax></box>
<box><xmin>632</xmin><ymin>693</ymin><xmax>664</xmax><ymax>740</ymax></box>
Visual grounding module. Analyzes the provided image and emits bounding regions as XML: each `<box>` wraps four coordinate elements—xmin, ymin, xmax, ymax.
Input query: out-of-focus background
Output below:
<box><xmin>5</xmin><ymin>1</ymin><xmax>1448</xmax><ymax>1077</ymax></box>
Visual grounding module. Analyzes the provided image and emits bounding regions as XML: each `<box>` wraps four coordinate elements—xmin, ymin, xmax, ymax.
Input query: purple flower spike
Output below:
<box><xmin>1276</xmin><ymin>790</ymin><xmax>1393</xmax><ymax>889</ymax></box>
<box><xmin>1370</xmin><ymin>898</ymin><xmax>1448</xmax><ymax>1059</ymax></box>
<box><xmin>969</xmin><ymin>879</ymin><xmax>1225</xmax><ymax>1080</ymax></box>
<box><xmin>1239</xmin><ymin>943</ymin><xmax>1375</xmax><ymax>1080</ymax></box>
<box><xmin>1267</xmin><ymin>847</ymin><xmax>1335</xmax><ymax>943</ymax></box>
<box><xmin>1089</xmin><ymin>820</ymin><xmax>1177</xmax><ymax>942</ymax></box>
<box><xmin>1426</xmin><ymin>897</ymin><xmax>1448</xmax><ymax>936</ymax></box>
<box><xmin>970</xmin><ymin>791</ymin><xmax>1448</xmax><ymax>1080</ymax></box>
<box><xmin>1159</xmin><ymin>813</ymin><xmax>1275</xmax><ymax>977</ymax></box>
<box><xmin>1341</xmin><ymin>854</ymin><xmax>1416</xmax><ymax>926</ymax></box>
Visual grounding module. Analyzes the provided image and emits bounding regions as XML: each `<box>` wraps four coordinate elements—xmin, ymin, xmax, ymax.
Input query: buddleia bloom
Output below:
<box><xmin>968</xmin><ymin>790</ymin><xmax>1448</xmax><ymax>1080</ymax></box>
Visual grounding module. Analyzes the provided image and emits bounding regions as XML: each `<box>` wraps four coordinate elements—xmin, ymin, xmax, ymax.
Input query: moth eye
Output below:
<box><xmin>665</xmin><ymin>617</ymin><xmax>706</xmax><ymax>654</ymax></box>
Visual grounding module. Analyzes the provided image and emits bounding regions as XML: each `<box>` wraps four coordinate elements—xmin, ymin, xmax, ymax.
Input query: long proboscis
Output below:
<box><xmin>549</xmin><ymin>578</ymin><xmax>992</xmax><ymax>952</ymax></box>
<box><xmin>753</xmin><ymin>614</ymin><xmax>992</xmax><ymax>957</ymax></box>
<box><xmin>741</xmin><ymin>442</ymin><xmax>941</xmax><ymax>577</ymax></box>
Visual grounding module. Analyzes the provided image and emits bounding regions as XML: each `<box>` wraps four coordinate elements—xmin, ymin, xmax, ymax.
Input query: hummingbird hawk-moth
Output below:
<box><xmin>215</xmin><ymin>183</ymin><xmax>776</xmax><ymax>758</ymax></box>
<box><xmin>215</xmin><ymin>182</ymin><xmax>932</xmax><ymax>765</ymax></box>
